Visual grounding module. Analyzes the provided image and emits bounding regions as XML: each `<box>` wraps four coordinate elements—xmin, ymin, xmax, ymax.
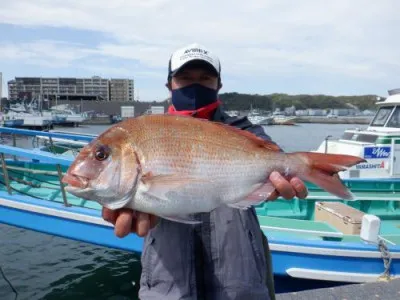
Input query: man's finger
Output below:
<box><xmin>114</xmin><ymin>209</ymin><xmax>134</xmax><ymax>238</ymax></box>
<box><xmin>266</xmin><ymin>189</ymin><xmax>279</xmax><ymax>201</ymax></box>
<box><xmin>102</xmin><ymin>207</ymin><xmax>118</xmax><ymax>225</ymax></box>
<box><xmin>269</xmin><ymin>171</ymin><xmax>296</xmax><ymax>199</ymax></box>
<box><xmin>290</xmin><ymin>177</ymin><xmax>308</xmax><ymax>199</ymax></box>
<box><xmin>149</xmin><ymin>214</ymin><xmax>159</xmax><ymax>229</ymax></box>
<box><xmin>136</xmin><ymin>212</ymin><xmax>151</xmax><ymax>237</ymax></box>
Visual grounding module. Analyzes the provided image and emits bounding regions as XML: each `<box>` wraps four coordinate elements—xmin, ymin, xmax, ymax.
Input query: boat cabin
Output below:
<box><xmin>315</xmin><ymin>89</ymin><xmax>400</xmax><ymax>180</ymax></box>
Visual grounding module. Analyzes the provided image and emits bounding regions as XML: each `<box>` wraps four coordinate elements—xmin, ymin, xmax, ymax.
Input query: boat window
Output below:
<box><xmin>386</xmin><ymin>106</ymin><xmax>400</xmax><ymax>128</ymax></box>
<box><xmin>355</xmin><ymin>134</ymin><xmax>378</xmax><ymax>143</ymax></box>
<box><xmin>341</xmin><ymin>132</ymin><xmax>378</xmax><ymax>143</ymax></box>
<box><xmin>370</xmin><ymin>106</ymin><xmax>394</xmax><ymax>126</ymax></box>
<box><xmin>341</xmin><ymin>132</ymin><xmax>354</xmax><ymax>140</ymax></box>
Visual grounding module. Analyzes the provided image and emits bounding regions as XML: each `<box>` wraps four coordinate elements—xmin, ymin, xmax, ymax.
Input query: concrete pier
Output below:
<box><xmin>295</xmin><ymin>116</ymin><xmax>373</xmax><ymax>124</ymax></box>
<box><xmin>276</xmin><ymin>279</ymin><xmax>400</xmax><ymax>300</ymax></box>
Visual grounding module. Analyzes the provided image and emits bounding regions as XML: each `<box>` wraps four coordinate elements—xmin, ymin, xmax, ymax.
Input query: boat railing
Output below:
<box><xmin>0</xmin><ymin>127</ymin><xmax>94</xmax><ymax>142</ymax></box>
<box><xmin>1</xmin><ymin>126</ymin><xmax>94</xmax><ymax>157</ymax></box>
<box><xmin>0</xmin><ymin>144</ymin><xmax>74</xmax><ymax>207</ymax></box>
<box><xmin>0</xmin><ymin>127</ymin><xmax>92</xmax><ymax>207</ymax></box>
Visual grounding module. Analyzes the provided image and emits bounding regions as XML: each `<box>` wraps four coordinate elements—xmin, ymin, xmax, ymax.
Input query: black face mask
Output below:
<box><xmin>171</xmin><ymin>83</ymin><xmax>218</xmax><ymax>110</ymax></box>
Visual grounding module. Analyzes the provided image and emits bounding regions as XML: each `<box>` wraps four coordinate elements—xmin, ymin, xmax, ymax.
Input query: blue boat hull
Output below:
<box><xmin>1</xmin><ymin>189</ymin><xmax>399</xmax><ymax>284</ymax></box>
<box><xmin>4</xmin><ymin>119</ymin><xmax>24</xmax><ymax>127</ymax></box>
<box><xmin>0</xmin><ymin>192</ymin><xmax>144</xmax><ymax>254</ymax></box>
<box><xmin>268</xmin><ymin>241</ymin><xmax>399</xmax><ymax>281</ymax></box>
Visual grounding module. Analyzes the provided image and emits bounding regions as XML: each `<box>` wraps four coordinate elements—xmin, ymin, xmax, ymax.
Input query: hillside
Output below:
<box><xmin>218</xmin><ymin>92</ymin><xmax>380</xmax><ymax>112</ymax></box>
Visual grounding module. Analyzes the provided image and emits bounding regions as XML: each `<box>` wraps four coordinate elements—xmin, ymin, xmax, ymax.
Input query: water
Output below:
<box><xmin>0</xmin><ymin>123</ymin><xmax>366</xmax><ymax>299</ymax></box>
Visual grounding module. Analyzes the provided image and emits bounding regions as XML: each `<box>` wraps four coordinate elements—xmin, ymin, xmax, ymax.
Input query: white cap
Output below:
<box><xmin>168</xmin><ymin>43</ymin><xmax>221</xmax><ymax>78</ymax></box>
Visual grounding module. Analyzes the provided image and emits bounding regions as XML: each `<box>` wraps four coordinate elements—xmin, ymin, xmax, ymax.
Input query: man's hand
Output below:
<box><xmin>102</xmin><ymin>207</ymin><xmax>158</xmax><ymax>238</ymax></box>
<box><xmin>267</xmin><ymin>171</ymin><xmax>308</xmax><ymax>200</ymax></box>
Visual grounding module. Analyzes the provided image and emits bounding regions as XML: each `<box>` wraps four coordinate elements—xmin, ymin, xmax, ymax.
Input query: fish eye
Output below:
<box><xmin>95</xmin><ymin>145</ymin><xmax>110</xmax><ymax>161</ymax></box>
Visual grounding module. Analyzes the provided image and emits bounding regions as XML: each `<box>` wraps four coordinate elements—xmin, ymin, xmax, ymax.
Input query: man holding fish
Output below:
<box><xmin>62</xmin><ymin>43</ymin><xmax>365</xmax><ymax>299</ymax></box>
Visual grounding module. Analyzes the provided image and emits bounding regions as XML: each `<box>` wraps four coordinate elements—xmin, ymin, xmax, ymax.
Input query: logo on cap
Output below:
<box><xmin>169</xmin><ymin>43</ymin><xmax>220</xmax><ymax>78</ymax></box>
<box><xmin>184</xmin><ymin>48</ymin><xmax>209</xmax><ymax>55</ymax></box>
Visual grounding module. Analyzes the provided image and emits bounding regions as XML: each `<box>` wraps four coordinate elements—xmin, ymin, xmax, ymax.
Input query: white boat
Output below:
<box><xmin>247</xmin><ymin>111</ymin><xmax>274</xmax><ymax>125</ymax></box>
<box><xmin>48</xmin><ymin>104</ymin><xmax>89</xmax><ymax>126</ymax></box>
<box><xmin>51</xmin><ymin>109</ymin><xmax>88</xmax><ymax>125</ymax></box>
<box><xmin>248</xmin><ymin>115</ymin><xmax>274</xmax><ymax>125</ymax></box>
<box><xmin>8</xmin><ymin>103</ymin><xmax>27</xmax><ymax>113</ymax></box>
<box><xmin>3</xmin><ymin>111</ymin><xmax>52</xmax><ymax>128</ymax></box>
<box><xmin>41</xmin><ymin>110</ymin><xmax>68</xmax><ymax>125</ymax></box>
<box><xmin>272</xmin><ymin>112</ymin><xmax>297</xmax><ymax>125</ymax></box>
<box><xmin>315</xmin><ymin>88</ymin><xmax>400</xmax><ymax>180</ymax></box>
<box><xmin>63</xmin><ymin>111</ymin><xmax>87</xmax><ymax>124</ymax></box>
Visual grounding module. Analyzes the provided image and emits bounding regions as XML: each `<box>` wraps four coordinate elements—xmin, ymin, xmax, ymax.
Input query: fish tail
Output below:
<box><xmin>290</xmin><ymin>152</ymin><xmax>366</xmax><ymax>200</ymax></box>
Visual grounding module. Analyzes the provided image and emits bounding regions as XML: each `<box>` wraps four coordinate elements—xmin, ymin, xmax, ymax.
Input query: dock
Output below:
<box><xmin>276</xmin><ymin>279</ymin><xmax>400</xmax><ymax>299</ymax></box>
<box><xmin>295</xmin><ymin>115</ymin><xmax>373</xmax><ymax>124</ymax></box>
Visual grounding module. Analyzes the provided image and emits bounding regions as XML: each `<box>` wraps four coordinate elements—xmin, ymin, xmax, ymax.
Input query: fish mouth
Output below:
<box><xmin>62</xmin><ymin>173</ymin><xmax>89</xmax><ymax>189</ymax></box>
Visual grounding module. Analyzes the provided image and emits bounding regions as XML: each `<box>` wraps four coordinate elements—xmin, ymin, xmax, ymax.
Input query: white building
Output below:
<box><xmin>7</xmin><ymin>76</ymin><xmax>134</xmax><ymax>102</ymax></box>
<box><xmin>307</xmin><ymin>109</ymin><xmax>328</xmax><ymax>116</ymax></box>
<box><xmin>295</xmin><ymin>110</ymin><xmax>309</xmax><ymax>116</ymax></box>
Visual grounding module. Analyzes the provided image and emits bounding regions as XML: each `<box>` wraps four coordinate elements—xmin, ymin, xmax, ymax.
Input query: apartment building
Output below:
<box><xmin>109</xmin><ymin>79</ymin><xmax>134</xmax><ymax>102</ymax></box>
<box><xmin>7</xmin><ymin>76</ymin><xmax>134</xmax><ymax>102</ymax></box>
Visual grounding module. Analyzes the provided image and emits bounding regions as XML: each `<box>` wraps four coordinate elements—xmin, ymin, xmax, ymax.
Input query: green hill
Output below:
<box><xmin>218</xmin><ymin>92</ymin><xmax>380</xmax><ymax>111</ymax></box>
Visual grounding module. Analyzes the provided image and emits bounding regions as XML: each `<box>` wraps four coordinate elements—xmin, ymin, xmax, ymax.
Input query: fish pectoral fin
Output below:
<box><xmin>245</xmin><ymin>182</ymin><xmax>275</xmax><ymax>201</ymax></box>
<box><xmin>227</xmin><ymin>182</ymin><xmax>275</xmax><ymax>210</ymax></box>
<box><xmin>102</xmin><ymin>197</ymin><xmax>132</xmax><ymax>210</ymax></box>
<box><xmin>160</xmin><ymin>215</ymin><xmax>201</xmax><ymax>225</ymax></box>
<box><xmin>141</xmin><ymin>173</ymin><xmax>210</xmax><ymax>187</ymax></box>
<box><xmin>141</xmin><ymin>173</ymin><xmax>212</xmax><ymax>201</ymax></box>
<box><xmin>227</xmin><ymin>197</ymin><xmax>266</xmax><ymax>210</ymax></box>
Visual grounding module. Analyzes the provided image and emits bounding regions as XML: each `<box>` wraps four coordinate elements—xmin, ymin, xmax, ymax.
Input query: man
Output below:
<box><xmin>102</xmin><ymin>43</ymin><xmax>308</xmax><ymax>299</ymax></box>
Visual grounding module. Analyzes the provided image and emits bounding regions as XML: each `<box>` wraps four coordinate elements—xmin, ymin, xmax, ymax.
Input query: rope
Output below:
<box><xmin>377</xmin><ymin>238</ymin><xmax>393</xmax><ymax>281</ymax></box>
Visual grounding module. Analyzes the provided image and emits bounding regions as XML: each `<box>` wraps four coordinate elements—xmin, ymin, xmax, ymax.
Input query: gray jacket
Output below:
<box><xmin>139</xmin><ymin>107</ymin><xmax>275</xmax><ymax>300</ymax></box>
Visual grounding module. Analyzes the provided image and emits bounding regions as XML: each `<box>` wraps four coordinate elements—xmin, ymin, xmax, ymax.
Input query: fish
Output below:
<box><xmin>62</xmin><ymin>114</ymin><xmax>366</xmax><ymax>224</ymax></box>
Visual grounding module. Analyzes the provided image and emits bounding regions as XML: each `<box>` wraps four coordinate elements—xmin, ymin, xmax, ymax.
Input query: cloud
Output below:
<box><xmin>96</xmin><ymin>44</ymin><xmax>167</xmax><ymax>69</ymax></box>
<box><xmin>0</xmin><ymin>0</ymin><xmax>399</xmax><ymax>100</ymax></box>
<box><xmin>0</xmin><ymin>40</ymin><xmax>95</xmax><ymax>67</ymax></box>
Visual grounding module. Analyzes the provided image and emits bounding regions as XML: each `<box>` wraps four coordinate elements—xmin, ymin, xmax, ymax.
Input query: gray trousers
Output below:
<box><xmin>139</xmin><ymin>206</ymin><xmax>272</xmax><ymax>300</ymax></box>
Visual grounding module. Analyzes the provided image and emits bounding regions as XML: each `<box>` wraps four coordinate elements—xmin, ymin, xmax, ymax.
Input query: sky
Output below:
<box><xmin>0</xmin><ymin>0</ymin><xmax>399</xmax><ymax>101</ymax></box>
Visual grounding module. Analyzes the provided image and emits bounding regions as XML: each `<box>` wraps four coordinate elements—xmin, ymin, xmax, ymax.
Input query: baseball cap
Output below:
<box><xmin>168</xmin><ymin>43</ymin><xmax>221</xmax><ymax>79</ymax></box>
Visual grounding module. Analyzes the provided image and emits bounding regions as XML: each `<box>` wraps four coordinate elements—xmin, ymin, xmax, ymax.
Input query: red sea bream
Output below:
<box><xmin>62</xmin><ymin>115</ymin><xmax>366</xmax><ymax>224</ymax></box>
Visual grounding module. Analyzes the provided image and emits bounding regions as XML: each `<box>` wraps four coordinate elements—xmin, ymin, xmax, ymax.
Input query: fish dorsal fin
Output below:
<box><xmin>211</xmin><ymin>121</ymin><xmax>281</xmax><ymax>152</ymax></box>
<box><xmin>160</xmin><ymin>114</ymin><xmax>281</xmax><ymax>152</ymax></box>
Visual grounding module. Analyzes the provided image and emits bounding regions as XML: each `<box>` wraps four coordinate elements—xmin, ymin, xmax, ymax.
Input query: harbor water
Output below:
<box><xmin>0</xmin><ymin>123</ymin><xmax>364</xmax><ymax>299</ymax></box>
